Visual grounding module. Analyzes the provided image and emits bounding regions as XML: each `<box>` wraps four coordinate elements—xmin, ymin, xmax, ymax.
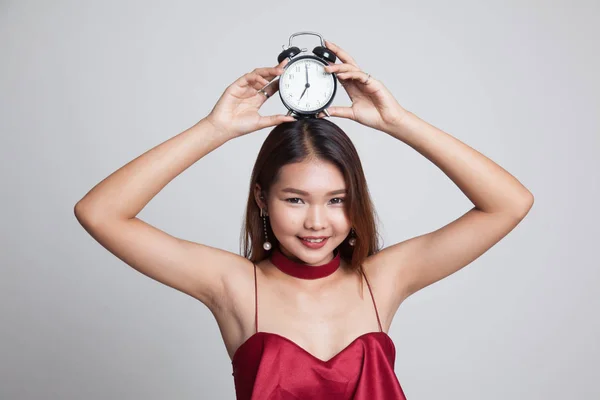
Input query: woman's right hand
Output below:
<box><xmin>205</xmin><ymin>60</ymin><xmax>296</xmax><ymax>139</ymax></box>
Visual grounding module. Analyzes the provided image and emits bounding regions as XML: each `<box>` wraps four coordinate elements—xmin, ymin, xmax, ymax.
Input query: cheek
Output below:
<box><xmin>269</xmin><ymin>211</ymin><xmax>302</xmax><ymax>235</ymax></box>
<box><xmin>332</xmin><ymin>212</ymin><xmax>351</xmax><ymax>227</ymax></box>
<box><xmin>334</xmin><ymin>220</ymin><xmax>351</xmax><ymax>233</ymax></box>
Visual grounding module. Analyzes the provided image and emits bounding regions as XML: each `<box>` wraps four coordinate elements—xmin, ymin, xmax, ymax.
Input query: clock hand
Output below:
<box><xmin>298</xmin><ymin>86</ymin><xmax>308</xmax><ymax>101</ymax></box>
<box><xmin>305</xmin><ymin>64</ymin><xmax>310</xmax><ymax>87</ymax></box>
<box><xmin>303</xmin><ymin>64</ymin><xmax>311</xmax><ymax>102</ymax></box>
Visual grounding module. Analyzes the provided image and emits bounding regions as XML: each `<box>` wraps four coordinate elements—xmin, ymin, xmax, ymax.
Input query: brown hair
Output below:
<box><xmin>239</xmin><ymin>118</ymin><xmax>383</xmax><ymax>289</ymax></box>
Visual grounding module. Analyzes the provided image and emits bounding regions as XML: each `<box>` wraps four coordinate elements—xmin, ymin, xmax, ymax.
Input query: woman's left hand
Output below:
<box><xmin>317</xmin><ymin>40</ymin><xmax>409</xmax><ymax>133</ymax></box>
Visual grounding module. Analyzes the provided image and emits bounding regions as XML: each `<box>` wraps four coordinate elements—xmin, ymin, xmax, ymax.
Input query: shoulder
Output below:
<box><xmin>360</xmin><ymin>251</ymin><xmax>411</xmax><ymax>329</ymax></box>
<box><xmin>215</xmin><ymin>257</ymin><xmax>258</xmax><ymax>311</ymax></box>
<box><xmin>215</xmin><ymin>257</ymin><xmax>277</xmax><ymax>321</ymax></box>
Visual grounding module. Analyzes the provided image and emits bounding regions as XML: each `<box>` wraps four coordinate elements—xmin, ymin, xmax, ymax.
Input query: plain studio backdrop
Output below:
<box><xmin>1</xmin><ymin>1</ymin><xmax>598</xmax><ymax>399</ymax></box>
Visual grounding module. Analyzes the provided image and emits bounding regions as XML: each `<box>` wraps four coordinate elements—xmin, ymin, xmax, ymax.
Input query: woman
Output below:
<box><xmin>74</xmin><ymin>39</ymin><xmax>534</xmax><ymax>399</ymax></box>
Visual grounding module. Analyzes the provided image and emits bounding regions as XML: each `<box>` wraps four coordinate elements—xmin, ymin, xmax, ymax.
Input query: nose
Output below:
<box><xmin>304</xmin><ymin>204</ymin><xmax>327</xmax><ymax>231</ymax></box>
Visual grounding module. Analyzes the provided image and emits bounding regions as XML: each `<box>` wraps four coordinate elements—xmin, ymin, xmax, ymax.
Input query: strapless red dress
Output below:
<box><xmin>231</xmin><ymin>263</ymin><xmax>408</xmax><ymax>399</ymax></box>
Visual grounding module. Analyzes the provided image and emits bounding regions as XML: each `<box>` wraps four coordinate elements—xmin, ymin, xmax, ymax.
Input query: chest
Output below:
<box><xmin>254</xmin><ymin>281</ymin><xmax>382</xmax><ymax>359</ymax></box>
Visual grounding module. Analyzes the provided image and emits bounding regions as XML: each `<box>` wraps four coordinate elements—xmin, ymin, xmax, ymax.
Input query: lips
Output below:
<box><xmin>298</xmin><ymin>236</ymin><xmax>329</xmax><ymax>249</ymax></box>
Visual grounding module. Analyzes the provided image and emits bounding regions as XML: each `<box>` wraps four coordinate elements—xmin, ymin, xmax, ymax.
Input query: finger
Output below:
<box><xmin>266</xmin><ymin>77</ymin><xmax>281</xmax><ymax>96</ymax></box>
<box><xmin>254</xmin><ymin>73</ymin><xmax>271</xmax><ymax>88</ymax></box>
<box><xmin>234</xmin><ymin>72</ymin><xmax>269</xmax><ymax>91</ymax></box>
<box><xmin>336</xmin><ymin>71</ymin><xmax>372</xmax><ymax>85</ymax></box>
<box><xmin>323</xmin><ymin>106</ymin><xmax>355</xmax><ymax>120</ymax></box>
<box><xmin>241</xmin><ymin>68</ymin><xmax>283</xmax><ymax>94</ymax></box>
<box><xmin>324</xmin><ymin>39</ymin><xmax>360</xmax><ymax>68</ymax></box>
<box><xmin>243</xmin><ymin>72</ymin><xmax>271</xmax><ymax>91</ymax></box>
<box><xmin>254</xmin><ymin>65</ymin><xmax>286</xmax><ymax>96</ymax></box>
<box><xmin>253</xmin><ymin>66</ymin><xmax>285</xmax><ymax>80</ymax></box>
<box><xmin>277</xmin><ymin>58</ymin><xmax>291</xmax><ymax>69</ymax></box>
<box><xmin>255</xmin><ymin>75</ymin><xmax>282</xmax><ymax>99</ymax></box>
<box><xmin>324</xmin><ymin>63</ymin><xmax>360</xmax><ymax>74</ymax></box>
<box><xmin>257</xmin><ymin>114</ymin><xmax>296</xmax><ymax>130</ymax></box>
<box><xmin>257</xmin><ymin>75</ymin><xmax>282</xmax><ymax>96</ymax></box>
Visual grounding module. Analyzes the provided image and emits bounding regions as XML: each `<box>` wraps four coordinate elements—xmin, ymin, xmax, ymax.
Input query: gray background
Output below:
<box><xmin>1</xmin><ymin>0</ymin><xmax>598</xmax><ymax>399</ymax></box>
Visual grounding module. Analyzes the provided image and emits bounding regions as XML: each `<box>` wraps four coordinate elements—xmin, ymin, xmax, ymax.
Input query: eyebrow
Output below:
<box><xmin>281</xmin><ymin>188</ymin><xmax>347</xmax><ymax>196</ymax></box>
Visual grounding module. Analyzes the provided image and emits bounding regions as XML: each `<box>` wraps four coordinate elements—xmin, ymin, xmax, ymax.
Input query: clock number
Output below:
<box><xmin>289</xmin><ymin>74</ymin><xmax>294</xmax><ymax>79</ymax></box>
<box><xmin>296</xmin><ymin>66</ymin><xmax>300</xmax><ymax>72</ymax></box>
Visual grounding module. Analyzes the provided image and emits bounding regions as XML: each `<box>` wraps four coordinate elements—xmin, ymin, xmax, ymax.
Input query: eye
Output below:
<box><xmin>284</xmin><ymin>197</ymin><xmax>345</xmax><ymax>205</ymax></box>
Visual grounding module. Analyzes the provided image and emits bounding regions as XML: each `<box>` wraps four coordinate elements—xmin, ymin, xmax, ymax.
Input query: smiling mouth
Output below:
<box><xmin>298</xmin><ymin>237</ymin><xmax>329</xmax><ymax>242</ymax></box>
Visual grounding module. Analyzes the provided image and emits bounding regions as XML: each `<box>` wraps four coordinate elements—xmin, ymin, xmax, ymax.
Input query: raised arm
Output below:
<box><xmin>74</xmin><ymin>63</ymin><xmax>293</xmax><ymax>309</ymax></box>
<box><xmin>315</xmin><ymin>40</ymin><xmax>534</xmax><ymax>320</ymax></box>
<box><xmin>74</xmin><ymin>118</ymin><xmax>243</xmax><ymax>308</ymax></box>
<box><xmin>371</xmin><ymin>111</ymin><xmax>534</xmax><ymax>306</ymax></box>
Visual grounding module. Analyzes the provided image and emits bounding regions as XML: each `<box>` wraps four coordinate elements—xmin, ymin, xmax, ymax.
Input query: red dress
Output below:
<box><xmin>231</xmin><ymin>263</ymin><xmax>408</xmax><ymax>399</ymax></box>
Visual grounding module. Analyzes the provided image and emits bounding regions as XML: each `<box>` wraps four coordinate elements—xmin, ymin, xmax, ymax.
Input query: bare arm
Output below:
<box><xmin>74</xmin><ymin>118</ymin><xmax>243</xmax><ymax>307</ymax></box>
<box><xmin>75</xmin><ymin>118</ymin><xmax>228</xmax><ymax>220</ymax></box>
<box><xmin>371</xmin><ymin>110</ymin><xmax>534</xmax><ymax>311</ymax></box>
<box><xmin>314</xmin><ymin>40</ymin><xmax>533</xmax><ymax>312</ymax></box>
<box><xmin>74</xmin><ymin>64</ymin><xmax>293</xmax><ymax>309</ymax></box>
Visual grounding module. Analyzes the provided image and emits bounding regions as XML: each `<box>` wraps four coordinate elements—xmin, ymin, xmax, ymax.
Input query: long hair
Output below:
<box><xmin>240</xmin><ymin>118</ymin><xmax>383</xmax><ymax>290</ymax></box>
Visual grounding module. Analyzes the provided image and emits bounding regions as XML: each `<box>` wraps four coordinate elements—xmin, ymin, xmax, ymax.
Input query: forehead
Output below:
<box><xmin>275</xmin><ymin>159</ymin><xmax>345</xmax><ymax>191</ymax></box>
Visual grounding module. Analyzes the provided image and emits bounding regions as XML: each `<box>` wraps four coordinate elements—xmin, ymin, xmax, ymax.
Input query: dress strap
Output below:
<box><xmin>361</xmin><ymin>268</ymin><xmax>383</xmax><ymax>332</ymax></box>
<box><xmin>253</xmin><ymin>263</ymin><xmax>258</xmax><ymax>334</ymax></box>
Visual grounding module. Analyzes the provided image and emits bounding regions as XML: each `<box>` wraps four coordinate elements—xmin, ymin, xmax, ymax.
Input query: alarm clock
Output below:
<box><xmin>276</xmin><ymin>32</ymin><xmax>338</xmax><ymax>119</ymax></box>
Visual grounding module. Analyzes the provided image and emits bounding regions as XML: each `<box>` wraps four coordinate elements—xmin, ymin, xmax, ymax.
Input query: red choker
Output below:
<box><xmin>270</xmin><ymin>247</ymin><xmax>341</xmax><ymax>280</ymax></box>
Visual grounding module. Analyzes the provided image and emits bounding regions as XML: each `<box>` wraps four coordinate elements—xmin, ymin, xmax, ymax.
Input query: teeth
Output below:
<box><xmin>302</xmin><ymin>238</ymin><xmax>325</xmax><ymax>243</ymax></box>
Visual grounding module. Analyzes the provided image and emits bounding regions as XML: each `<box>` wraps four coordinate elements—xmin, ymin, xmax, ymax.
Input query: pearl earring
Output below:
<box><xmin>349</xmin><ymin>228</ymin><xmax>356</xmax><ymax>246</ymax></box>
<box><xmin>261</xmin><ymin>207</ymin><xmax>272</xmax><ymax>251</ymax></box>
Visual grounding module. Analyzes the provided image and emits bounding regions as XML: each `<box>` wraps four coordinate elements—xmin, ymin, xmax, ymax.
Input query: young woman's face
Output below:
<box><xmin>258</xmin><ymin>159</ymin><xmax>351</xmax><ymax>266</ymax></box>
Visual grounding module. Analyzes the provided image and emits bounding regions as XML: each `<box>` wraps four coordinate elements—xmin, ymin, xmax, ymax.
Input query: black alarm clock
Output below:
<box><xmin>275</xmin><ymin>32</ymin><xmax>338</xmax><ymax>119</ymax></box>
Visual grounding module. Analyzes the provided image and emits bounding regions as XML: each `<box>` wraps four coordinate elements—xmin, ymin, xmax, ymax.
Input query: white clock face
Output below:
<box><xmin>279</xmin><ymin>58</ymin><xmax>335</xmax><ymax>113</ymax></box>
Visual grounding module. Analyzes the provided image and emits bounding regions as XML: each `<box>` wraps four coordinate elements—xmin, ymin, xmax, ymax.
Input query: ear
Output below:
<box><xmin>254</xmin><ymin>183</ymin><xmax>268</xmax><ymax>213</ymax></box>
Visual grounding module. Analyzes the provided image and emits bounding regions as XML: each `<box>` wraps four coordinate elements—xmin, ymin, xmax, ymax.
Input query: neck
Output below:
<box><xmin>270</xmin><ymin>246</ymin><xmax>341</xmax><ymax>280</ymax></box>
<box><xmin>278</xmin><ymin>247</ymin><xmax>335</xmax><ymax>267</ymax></box>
